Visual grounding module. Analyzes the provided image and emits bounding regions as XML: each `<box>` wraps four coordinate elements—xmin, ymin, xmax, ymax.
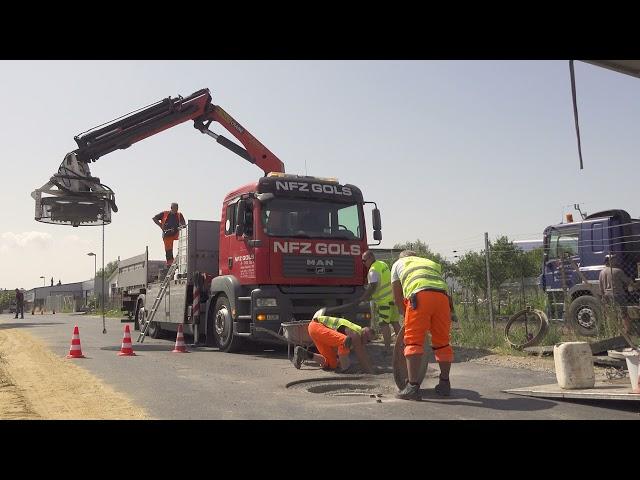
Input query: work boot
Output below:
<box><xmin>336</xmin><ymin>364</ymin><xmax>359</xmax><ymax>374</ymax></box>
<box><xmin>434</xmin><ymin>377</ymin><xmax>451</xmax><ymax>397</ymax></box>
<box><xmin>292</xmin><ymin>346</ymin><xmax>307</xmax><ymax>369</ymax></box>
<box><xmin>396</xmin><ymin>382</ymin><xmax>420</xmax><ymax>401</ymax></box>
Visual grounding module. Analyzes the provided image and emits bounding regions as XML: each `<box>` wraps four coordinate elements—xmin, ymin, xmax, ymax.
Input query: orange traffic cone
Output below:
<box><xmin>118</xmin><ymin>324</ymin><xmax>137</xmax><ymax>356</ymax></box>
<box><xmin>172</xmin><ymin>324</ymin><xmax>189</xmax><ymax>353</ymax></box>
<box><xmin>66</xmin><ymin>325</ymin><xmax>86</xmax><ymax>358</ymax></box>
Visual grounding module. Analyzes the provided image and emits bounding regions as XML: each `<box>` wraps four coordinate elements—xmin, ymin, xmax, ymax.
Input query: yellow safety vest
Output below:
<box><xmin>316</xmin><ymin>315</ymin><xmax>363</xmax><ymax>334</ymax></box>
<box><xmin>398</xmin><ymin>256</ymin><xmax>448</xmax><ymax>298</ymax></box>
<box><xmin>369</xmin><ymin>261</ymin><xmax>393</xmax><ymax>305</ymax></box>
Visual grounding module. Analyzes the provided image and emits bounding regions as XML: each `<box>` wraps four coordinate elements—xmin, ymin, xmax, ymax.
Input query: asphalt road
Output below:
<box><xmin>2</xmin><ymin>313</ymin><xmax>639</xmax><ymax>419</ymax></box>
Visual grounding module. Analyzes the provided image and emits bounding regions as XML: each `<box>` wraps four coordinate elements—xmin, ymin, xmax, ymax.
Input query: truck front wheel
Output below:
<box><xmin>567</xmin><ymin>295</ymin><xmax>602</xmax><ymax>337</ymax></box>
<box><xmin>214</xmin><ymin>295</ymin><xmax>244</xmax><ymax>353</ymax></box>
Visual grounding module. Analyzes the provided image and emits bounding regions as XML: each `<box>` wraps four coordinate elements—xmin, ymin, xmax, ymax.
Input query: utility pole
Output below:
<box><xmin>484</xmin><ymin>232</ymin><xmax>495</xmax><ymax>329</ymax></box>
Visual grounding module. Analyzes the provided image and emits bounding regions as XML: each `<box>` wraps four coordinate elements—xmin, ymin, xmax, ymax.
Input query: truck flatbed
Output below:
<box><xmin>504</xmin><ymin>381</ymin><xmax>640</xmax><ymax>402</ymax></box>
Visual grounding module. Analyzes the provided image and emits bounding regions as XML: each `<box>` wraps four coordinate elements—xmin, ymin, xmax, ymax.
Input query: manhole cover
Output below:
<box><xmin>287</xmin><ymin>377</ymin><xmax>394</xmax><ymax>397</ymax></box>
<box><xmin>308</xmin><ymin>383</ymin><xmax>379</xmax><ymax>396</ymax></box>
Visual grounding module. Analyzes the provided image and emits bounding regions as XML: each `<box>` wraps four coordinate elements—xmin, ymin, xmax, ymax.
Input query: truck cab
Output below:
<box><xmin>209</xmin><ymin>173</ymin><xmax>380</xmax><ymax>351</ymax></box>
<box><xmin>541</xmin><ymin>209</ymin><xmax>640</xmax><ymax>335</ymax></box>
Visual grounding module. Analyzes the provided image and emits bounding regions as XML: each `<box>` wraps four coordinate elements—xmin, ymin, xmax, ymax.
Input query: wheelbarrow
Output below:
<box><xmin>253</xmin><ymin>320</ymin><xmax>314</xmax><ymax>361</ymax></box>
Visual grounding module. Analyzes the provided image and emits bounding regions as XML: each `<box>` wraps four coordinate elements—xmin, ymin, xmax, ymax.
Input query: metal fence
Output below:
<box><xmin>547</xmin><ymin>254</ymin><xmax>640</xmax><ymax>349</ymax></box>
<box><xmin>44</xmin><ymin>295</ymin><xmax>81</xmax><ymax>313</ymax></box>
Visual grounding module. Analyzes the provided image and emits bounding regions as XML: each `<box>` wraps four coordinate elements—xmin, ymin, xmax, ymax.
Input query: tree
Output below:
<box><xmin>454</xmin><ymin>251</ymin><xmax>486</xmax><ymax>314</ymax></box>
<box><xmin>96</xmin><ymin>260</ymin><xmax>118</xmax><ymax>281</ymax></box>
<box><xmin>390</xmin><ymin>239</ymin><xmax>454</xmax><ymax>280</ymax></box>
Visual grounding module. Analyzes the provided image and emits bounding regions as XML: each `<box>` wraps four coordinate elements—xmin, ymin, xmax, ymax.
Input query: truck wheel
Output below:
<box><xmin>214</xmin><ymin>295</ymin><xmax>244</xmax><ymax>353</ymax></box>
<box><xmin>148</xmin><ymin>320</ymin><xmax>163</xmax><ymax>339</ymax></box>
<box><xmin>138</xmin><ymin>308</ymin><xmax>163</xmax><ymax>338</ymax></box>
<box><xmin>134</xmin><ymin>303</ymin><xmax>143</xmax><ymax>331</ymax></box>
<box><xmin>567</xmin><ymin>295</ymin><xmax>602</xmax><ymax>337</ymax></box>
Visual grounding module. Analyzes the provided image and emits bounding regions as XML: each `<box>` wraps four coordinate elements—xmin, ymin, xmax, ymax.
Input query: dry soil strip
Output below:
<box><xmin>0</xmin><ymin>326</ymin><xmax>148</xmax><ymax>419</ymax></box>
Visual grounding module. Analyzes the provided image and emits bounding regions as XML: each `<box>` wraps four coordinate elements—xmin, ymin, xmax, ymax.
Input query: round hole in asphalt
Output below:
<box><xmin>286</xmin><ymin>377</ymin><xmax>393</xmax><ymax>397</ymax></box>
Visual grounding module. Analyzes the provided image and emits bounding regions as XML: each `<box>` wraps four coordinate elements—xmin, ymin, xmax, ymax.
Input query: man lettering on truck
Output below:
<box><xmin>152</xmin><ymin>202</ymin><xmax>186</xmax><ymax>266</ymax></box>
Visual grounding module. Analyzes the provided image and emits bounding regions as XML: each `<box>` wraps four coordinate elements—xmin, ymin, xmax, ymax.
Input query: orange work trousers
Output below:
<box><xmin>403</xmin><ymin>290</ymin><xmax>453</xmax><ymax>363</ymax></box>
<box><xmin>163</xmin><ymin>233</ymin><xmax>179</xmax><ymax>265</ymax></box>
<box><xmin>308</xmin><ymin>320</ymin><xmax>350</xmax><ymax>369</ymax></box>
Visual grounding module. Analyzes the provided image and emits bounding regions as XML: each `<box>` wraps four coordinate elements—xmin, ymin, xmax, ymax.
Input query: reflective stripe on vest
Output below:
<box><xmin>399</xmin><ymin>256</ymin><xmax>448</xmax><ymax>298</ymax></box>
<box><xmin>316</xmin><ymin>315</ymin><xmax>363</xmax><ymax>334</ymax></box>
<box><xmin>369</xmin><ymin>261</ymin><xmax>393</xmax><ymax>305</ymax></box>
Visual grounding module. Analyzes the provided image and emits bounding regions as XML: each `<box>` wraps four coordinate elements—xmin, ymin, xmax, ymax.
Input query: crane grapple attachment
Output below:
<box><xmin>31</xmin><ymin>152</ymin><xmax>117</xmax><ymax>227</ymax></box>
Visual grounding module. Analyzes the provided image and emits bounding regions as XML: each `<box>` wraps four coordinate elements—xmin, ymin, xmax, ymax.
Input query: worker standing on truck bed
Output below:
<box><xmin>391</xmin><ymin>250</ymin><xmax>453</xmax><ymax>400</ymax></box>
<box><xmin>292</xmin><ymin>308</ymin><xmax>375</xmax><ymax>374</ymax></box>
<box><xmin>152</xmin><ymin>202</ymin><xmax>186</xmax><ymax>266</ymax></box>
<box><xmin>362</xmin><ymin>250</ymin><xmax>402</xmax><ymax>355</ymax></box>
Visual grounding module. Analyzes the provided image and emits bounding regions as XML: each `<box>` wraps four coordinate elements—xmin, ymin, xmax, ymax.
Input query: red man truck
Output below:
<box><xmin>32</xmin><ymin>88</ymin><xmax>382</xmax><ymax>352</ymax></box>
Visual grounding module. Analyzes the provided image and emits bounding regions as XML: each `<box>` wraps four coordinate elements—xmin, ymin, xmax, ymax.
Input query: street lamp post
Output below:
<box><xmin>87</xmin><ymin>253</ymin><xmax>97</xmax><ymax>308</ymax></box>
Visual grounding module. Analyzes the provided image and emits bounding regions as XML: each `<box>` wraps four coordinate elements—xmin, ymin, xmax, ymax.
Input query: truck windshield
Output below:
<box><xmin>261</xmin><ymin>198</ymin><xmax>363</xmax><ymax>240</ymax></box>
<box><xmin>546</xmin><ymin>229</ymin><xmax>579</xmax><ymax>259</ymax></box>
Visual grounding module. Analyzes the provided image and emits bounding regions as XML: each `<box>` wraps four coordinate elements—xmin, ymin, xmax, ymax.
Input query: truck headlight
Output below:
<box><xmin>356</xmin><ymin>312</ymin><xmax>372</xmax><ymax>320</ymax></box>
<box><xmin>256</xmin><ymin>298</ymin><xmax>277</xmax><ymax>307</ymax></box>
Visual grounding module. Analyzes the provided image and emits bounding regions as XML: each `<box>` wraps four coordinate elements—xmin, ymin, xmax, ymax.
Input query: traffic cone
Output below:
<box><xmin>66</xmin><ymin>325</ymin><xmax>86</xmax><ymax>358</ymax></box>
<box><xmin>172</xmin><ymin>324</ymin><xmax>189</xmax><ymax>353</ymax></box>
<box><xmin>118</xmin><ymin>324</ymin><xmax>137</xmax><ymax>356</ymax></box>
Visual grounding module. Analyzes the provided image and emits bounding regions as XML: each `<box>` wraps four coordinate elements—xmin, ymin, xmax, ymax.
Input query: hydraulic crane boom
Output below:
<box><xmin>73</xmin><ymin>88</ymin><xmax>285</xmax><ymax>175</ymax></box>
<box><xmin>32</xmin><ymin>88</ymin><xmax>285</xmax><ymax>226</ymax></box>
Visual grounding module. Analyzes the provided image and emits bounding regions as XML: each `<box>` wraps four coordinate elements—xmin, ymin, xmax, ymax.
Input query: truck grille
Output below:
<box><xmin>282</xmin><ymin>255</ymin><xmax>354</xmax><ymax>278</ymax></box>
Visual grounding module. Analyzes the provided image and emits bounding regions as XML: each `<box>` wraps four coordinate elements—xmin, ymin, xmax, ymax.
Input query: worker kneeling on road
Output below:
<box><xmin>392</xmin><ymin>250</ymin><xmax>454</xmax><ymax>401</ymax></box>
<box><xmin>152</xmin><ymin>202</ymin><xmax>186</xmax><ymax>266</ymax></box>
<box><xmin>292</xmin><ymin>308</ymin><xmax>375</xmax><ymax>374</ymax></box>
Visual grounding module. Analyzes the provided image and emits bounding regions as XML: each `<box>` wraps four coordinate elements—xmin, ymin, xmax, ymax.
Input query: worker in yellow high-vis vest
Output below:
<box><xmin>362</xmin><ymin>251</ymin><xmax>401</xmax><ymax>354</ymax></box>
<box><xmin>292</xmin><ymin>308</ymin><xmax>375</xmax><ymax>374</ymax></box>
<box><xmin>391</xmin><ymin>250</ymin><xmax>454</xmax><ymax>401</ymax></box>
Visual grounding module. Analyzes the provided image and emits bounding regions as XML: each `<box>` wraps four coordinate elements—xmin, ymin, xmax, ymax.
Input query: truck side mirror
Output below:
<box><xmin>372</xmin><ymin>208</ymin><xmax>382</xmax><ymax>232</ymax></box>
<box><xmin>373</xmin><ymin>230</ymin><xmax>382</xmax><ymax>241</ymax></box>
<box><xmin>235</xmin><ymin>199</ymin><xmax>246</xmax><ymax>237</ymax></box>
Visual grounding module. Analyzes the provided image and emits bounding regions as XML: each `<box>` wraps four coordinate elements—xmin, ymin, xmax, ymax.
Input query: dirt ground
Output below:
<box><xmin>0</xmin><ymin>326</ymin><xmax>148</xmax><ymax>420</ymax></box>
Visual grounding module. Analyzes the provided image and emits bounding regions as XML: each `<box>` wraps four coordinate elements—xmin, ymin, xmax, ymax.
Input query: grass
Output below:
<box><xmin>450</xmin><ymin>317</ymin><xmax>529</xmax><ymax>356</ymax></box>
<box><xmin>86</xmin><ymin>308</ymin><xmax>127</xmax><ymax>318</ymax></box>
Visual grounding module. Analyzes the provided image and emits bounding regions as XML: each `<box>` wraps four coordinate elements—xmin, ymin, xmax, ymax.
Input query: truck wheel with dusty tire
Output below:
<box><xmin>147</xmin><ymin>320</ymin><xmax>163</xmax><ymax>338</ymax></box>
<box><xmin>137</xmin><ymin>306</ymin><xmax>164</xmax><ymax>339</ymax></box>
<box><xmin>567</xmin><ymin>295</ymin><xmax>602</xmax><ymax>337</ymax></box>
<box><xmin>134</xmin><ymin>300</ymin><xmax>144</xmax><ymax>331</ymax></box>
<box><xmin>212</xmin><ymin>295</ymin><xmax>245</xmax><ymax>353</ymax></box>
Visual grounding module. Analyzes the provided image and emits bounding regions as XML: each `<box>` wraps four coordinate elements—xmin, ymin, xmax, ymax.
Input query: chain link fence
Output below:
<box><xmin>43</xmin><ymin>295</ymin><xmax>81</xmax><ymax>313</ymax></box>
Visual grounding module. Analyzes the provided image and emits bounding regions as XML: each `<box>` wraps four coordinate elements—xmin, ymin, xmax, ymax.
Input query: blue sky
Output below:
<box><xmin>1</xmin><ymin>60</ymin><xmax>639</xmax><ymax>289</ymax></box>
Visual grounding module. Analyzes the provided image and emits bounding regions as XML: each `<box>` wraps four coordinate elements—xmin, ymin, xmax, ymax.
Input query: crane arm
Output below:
<box><xmin>73</xmin><ymin>88</ymin><xmax>284</xmax><ymax>175</ymax></box>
